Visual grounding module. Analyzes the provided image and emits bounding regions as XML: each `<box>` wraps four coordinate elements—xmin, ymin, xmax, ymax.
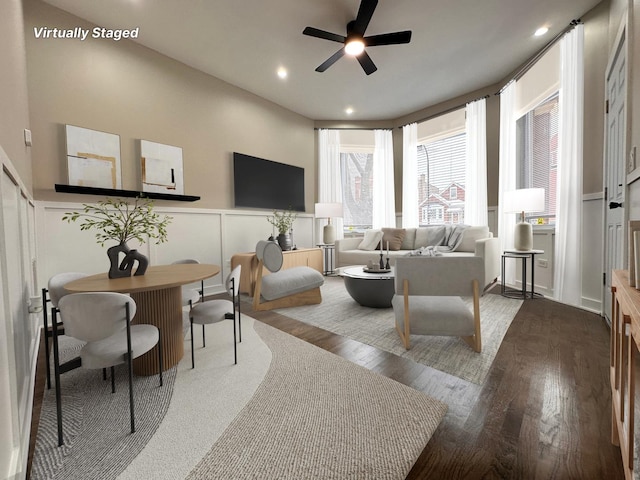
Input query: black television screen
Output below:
<box><xmin>233</xmin><ymin>153</ymin><xmax>305</xmax><ymax>212</ymax></box>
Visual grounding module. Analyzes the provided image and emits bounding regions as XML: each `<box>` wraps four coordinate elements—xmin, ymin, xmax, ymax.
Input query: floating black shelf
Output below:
<box><xmin>54</xmin><ymin>184</ymin><xmax>200</xmax><ymax>202</ymax></box>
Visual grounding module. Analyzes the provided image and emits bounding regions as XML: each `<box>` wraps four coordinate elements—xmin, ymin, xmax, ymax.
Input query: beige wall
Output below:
<box><xmin>583</xmin><ymin>1</ymin><xmax>611</xmax><ymax>194</ymax></box>
<box><xmin>1</xmin><ymin>0</ymin><xmax>33</xmax><ymax>190</ymax></box>
<box><xmin>24</xmin><ymin>0</ymin><xmax>315</xmax><ymax>211</ymax></box>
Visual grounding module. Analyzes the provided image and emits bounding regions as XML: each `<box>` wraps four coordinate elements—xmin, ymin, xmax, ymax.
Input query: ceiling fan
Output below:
<box><xmin>302</xmin><ymin>0</ymin><xmax>412</xmax><ymax>75</ymax></box>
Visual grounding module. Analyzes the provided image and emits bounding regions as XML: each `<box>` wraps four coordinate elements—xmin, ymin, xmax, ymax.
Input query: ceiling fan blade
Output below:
<box><xmin>303</xmin><ymin>27</ymin><xmax>346</xmax><ymax>43</ymax></box>
<box><xmin>316</xmin><ymin>48</ymin><xmax>346</xmax><ymax>72</ymax></box>
<box><xmin>365</xmin><ymin>30</ymin><xmax>412</xmax><ymax>46</ymax></box>
<box><xmin>357</xmin><ymin>50</ymin><xmax>377</xmax><ymax>75</ymax></box>
<box><xmin>352</xmin><ymin>0</ymin><xmax>378</xmax><ymax>36</ymax></box>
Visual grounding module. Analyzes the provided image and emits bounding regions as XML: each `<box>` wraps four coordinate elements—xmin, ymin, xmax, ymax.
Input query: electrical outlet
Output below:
<box><xmin>537</xmin><ymin>259</ymin><xmax>548</xmax><ymax>268</ymax></box>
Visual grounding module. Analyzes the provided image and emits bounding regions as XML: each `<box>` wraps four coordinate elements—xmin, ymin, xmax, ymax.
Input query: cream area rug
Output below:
<box><xmin>275</xmin><ymin>276</ymin><xmax>524</xmax><ymax>385</ymax></box>
<box><xmin>32</xmin><ymin>316</ymin><xmax>447</xmax><ymax>480</ymax></box>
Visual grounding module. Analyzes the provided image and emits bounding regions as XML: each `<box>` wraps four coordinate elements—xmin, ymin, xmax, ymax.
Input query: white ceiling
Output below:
<box><xmin>42</xmin><ymin>0</ymin><xmax>602</xmax><ymax>121</ymax></box>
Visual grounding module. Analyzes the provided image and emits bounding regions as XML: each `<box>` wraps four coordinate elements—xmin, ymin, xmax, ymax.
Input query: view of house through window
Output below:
<box><xmin>515</xmin><ymin>92</ymin><xmax>559</xmax><ymax>224</ymax></box>
<box><xmin>339</xmin><ymin>130</ymin><xmax>375</xmax><ymax>233</ymax></box>
<box><xmin>416</xmin><ymin>109</ymin><xmax>467</xmax><ymax>226</ymax></box>
<box><xmin>341</xmin><ymin>151</ymin><xmax>374</xmax><ymax>231</ymax></box>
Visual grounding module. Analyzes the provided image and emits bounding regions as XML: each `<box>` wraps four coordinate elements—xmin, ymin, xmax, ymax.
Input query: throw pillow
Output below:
<box><xmin>357</xmin><ymin>229</ymin><xmax>383</xmax><ymax>251</ymax></box>
<box><xmin>377</xmin><ymin>228</ymin><xmax>406</xmax><ymax>251</ymax></box>
<box><xmin>456</xmin><ymin>225</ymin><xmax>490</xmax><ymax>252</ymax></box>
<box><xmin>414</xmin><ymin>225</ymin><xmax>447</xmax><ymax>248</ymax></box>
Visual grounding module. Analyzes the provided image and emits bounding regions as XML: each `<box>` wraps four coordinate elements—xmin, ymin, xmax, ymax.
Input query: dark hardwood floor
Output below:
<box><xmin>28</xmin><ymin>292</ymin><xmax>625</xmax><ymax>479</ymax></box>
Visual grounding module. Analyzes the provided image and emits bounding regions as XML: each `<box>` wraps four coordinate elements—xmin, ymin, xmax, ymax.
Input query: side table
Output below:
<box><xmin>317</xmin><ymin>243</ymin><xmax>335</xmax><ymax>275</ymax></box>
<box><xmin>501</xmin><ymin>249</ymin><xmax>544</xmax><ymax>299</ymax></box>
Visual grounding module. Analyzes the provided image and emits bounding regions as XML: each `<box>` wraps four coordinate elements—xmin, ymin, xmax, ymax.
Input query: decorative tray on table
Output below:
<box><xmin>363</xmin><ymin>266</ymin><xmax>391</xmax><ymax>273</ymax></box>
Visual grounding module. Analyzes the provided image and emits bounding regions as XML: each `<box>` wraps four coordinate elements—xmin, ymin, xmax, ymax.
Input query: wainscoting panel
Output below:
<box><xmin>0</xmin><ymin>153</ymin><xmax>39</xmax><ymax>480</ymax></box>
<box><xmin>149</xmin><ymin>207</ymin><xmax>224</xmax><ymax>295</ymax></box>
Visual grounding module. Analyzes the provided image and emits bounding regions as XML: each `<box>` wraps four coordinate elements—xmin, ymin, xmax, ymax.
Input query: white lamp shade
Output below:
<box><xmin>315</xmin><ymin>202</ymin><xmax>343</xmax><ymax>219</ymax></box>
<box><xmin>504</xmin><ymin>188</ymin><xmax>545</xmax><ymax>214</ymax></box>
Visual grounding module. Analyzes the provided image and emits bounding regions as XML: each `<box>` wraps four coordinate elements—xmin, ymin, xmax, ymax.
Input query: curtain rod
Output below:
<box><xmin>398</xmin><ymin>94</ymin><xmax>490</xmax><ymax>128</ymax></box>
<box><xmin>496</xmin><ymin>19</ymin><xmax>582</xmax><ymax>95</ymax></box>
<box><xmin>313</xmin><ymin>127</ymin><xmax>392</xmax><ymax>131</ymax></box>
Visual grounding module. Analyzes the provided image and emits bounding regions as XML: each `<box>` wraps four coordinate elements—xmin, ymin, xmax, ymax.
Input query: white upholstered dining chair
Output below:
<box><xmin>189</xmin><ymin>264</ymin><xmax>242</xmax><ymax>367</ymax></box>
<box><xmin>53</xmin><ymin>292</ymin><xmax>163</xmax><ymax>446</ymax></box>
<box><xmin>172</xmin><ymin>258</ymin><xmax>204</xmax><ymax>307</ymax></box>
<box><xmin>42</xmin><ymin>272</ymin><xmax>89</xmax><ymax>390</ymax></box>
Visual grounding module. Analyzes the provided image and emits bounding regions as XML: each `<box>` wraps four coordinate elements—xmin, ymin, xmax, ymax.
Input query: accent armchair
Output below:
<box><xmin>252</xmin><ymin>240</ymin><xmax>324</xmax><ymax>311</ymax></box>
<box><xmin>392</xmin><ymin>256</ymin><xmax>484</xmax><ymax>352</ymax></box>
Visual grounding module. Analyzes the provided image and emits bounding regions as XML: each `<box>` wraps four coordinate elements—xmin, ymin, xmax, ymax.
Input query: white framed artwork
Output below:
<box><xmin>140</xmin><ymin>140</ymin><xmax>184</xmax><ymax>195</ymax></box>
<box><xmin>65</xmin><ymin>125</ymin><xmax>122</xmax><ymax>189</ymax></box>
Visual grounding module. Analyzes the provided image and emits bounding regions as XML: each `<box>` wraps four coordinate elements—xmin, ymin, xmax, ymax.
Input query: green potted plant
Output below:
<box><xmin>267</xmin><ymin>209</ymin><xmax>297</xmax><ymax>250</ymax></box>
<box><xmin>63</xmin><ymin>197</ymin><xmax>172</xmax><ymax>278</ymax></box>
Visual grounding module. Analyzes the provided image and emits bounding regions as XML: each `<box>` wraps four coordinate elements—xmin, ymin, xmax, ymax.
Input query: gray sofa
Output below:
<box><xmin>335</xmin><ymin>225</ymin><xmax>500</xmax><ymax>289</ymax></box>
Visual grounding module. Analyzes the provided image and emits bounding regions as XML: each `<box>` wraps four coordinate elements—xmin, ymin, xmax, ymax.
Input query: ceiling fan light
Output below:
<box><xmin>345</xmin><ymin>39</ymin><xmax>365</xmax><ymax>56</ymax></box>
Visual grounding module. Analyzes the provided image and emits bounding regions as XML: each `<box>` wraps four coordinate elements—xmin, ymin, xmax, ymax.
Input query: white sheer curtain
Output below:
<box><xmin>317</xmin><ymin>129</ymin><xmax>344</xmax><ymax>241</ymax></box>
<box><xmin>498</xmin><ymin>81</ymin><xmax>517</xmax><ymax>285</ymax></box>
<box><xmin>554</xmin><ymin>24</ymin><xmax>584</xmax><ymax>306</ymax></box>
<box><xmin>372</xmin><ymin>129</ymin><xmax>396</xmax><ymax>228</ymax></box>
<box><xmin>464</xmin><ymin>98</ymin><xmax>488</xmax><ymax>226</ymax></box>
<box><xmin>402</xmin><ymin>123</ymin><xmax>418</xmax><ymax>228</ymax></box>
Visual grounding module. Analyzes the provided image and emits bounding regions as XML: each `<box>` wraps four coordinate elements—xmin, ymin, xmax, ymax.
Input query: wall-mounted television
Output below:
<box><xmin>233</xmin><ymin>152</ymin><xmax>305</xmax><ymax>212</ymax></box>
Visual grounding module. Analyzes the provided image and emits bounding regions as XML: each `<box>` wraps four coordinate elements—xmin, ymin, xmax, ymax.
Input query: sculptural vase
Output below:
<box><xmin>277</xmin><ymin>233</ymin><xmax>292</xmax><ymax>251</ymax></box>
<box><xmin>107</xmin><ymin>243</ymin><xmax>149</xmax><ymax>278</ymax></box>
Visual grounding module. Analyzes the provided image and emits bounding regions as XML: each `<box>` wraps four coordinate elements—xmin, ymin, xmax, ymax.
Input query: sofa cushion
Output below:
<box><xmin>400</xmin><ymin>228</ymin><xmax>417</xmax><ymax>250</ymax></box>
<box><xmin>378</xmin><ymin>228</ymin><xmax>406</xmax><ymax>251</ymax></box>
<box><xmin>358</xmin><ymin>229</ymin><xmax>383</xmax><ymax>251</ymax></box>
<box><xmin>457</xmin><ymin>225</ymin><xmax>490</xmax><ymax>252</ymax></box>
<box><xmin>414</xmin><ymin>226</ymin><xmax>447</xmax><ymax>248</ymax></box>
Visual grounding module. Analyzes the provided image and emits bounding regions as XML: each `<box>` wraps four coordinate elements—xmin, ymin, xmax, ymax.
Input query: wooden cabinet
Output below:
<box><xmin>231</xmin><ymin>248</ymin><xmax>322</xmax><ymax>296</ymax></box>
<box><xmin>611</xmin><ymin>270</ymin><xmax>640</xmax><ymax>479</ymax></box>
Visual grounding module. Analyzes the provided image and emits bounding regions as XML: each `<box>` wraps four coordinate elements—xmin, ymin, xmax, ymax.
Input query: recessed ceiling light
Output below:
<box><xmin>277</xmin><ymin>67</ymin><xmax>288</xmax><ymax>79</ymax></box>
<box><xmin>345</xmin><ymin>107</ymin><xmax>354</xmax><ymax>115</ymax></box>
<box><xmin>534</xmin><ymin>26</ymin><xmax>549</xmax><ymax>37</ymax></box>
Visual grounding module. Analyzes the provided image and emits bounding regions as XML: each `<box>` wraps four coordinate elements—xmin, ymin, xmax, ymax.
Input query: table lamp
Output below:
<box><xmin>315</xmin><ymin>202</ymin><xmax>343</xmax><ymax>244</ymax></box>
<box><xmin>504</xmin><ymin>188</ymin><xmax>545</xmax><ymax>251</ymax></box>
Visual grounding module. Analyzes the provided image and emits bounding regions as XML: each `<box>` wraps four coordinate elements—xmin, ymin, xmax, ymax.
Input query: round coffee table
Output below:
<box><xmin>338</xmin><ymin>266</ymin><xmax>395</xmax><ymax>308</ymax></box>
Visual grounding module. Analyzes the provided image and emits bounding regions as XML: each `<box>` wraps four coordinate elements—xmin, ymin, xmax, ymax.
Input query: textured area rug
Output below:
<box><xmin>32</xmin><ymin>316</ymin><xmax>446</xmax><ymax>479</ymax></box>
<box><xmin>32</xmin><ymin>317</ymin><xmax>271</xmax><ymax>480</ymax></box>
<box><xmin>31</xmin><ymin>339</ymin><xmax>177</xmax><ymax>480</ymax></box>
<box><xmin>186</xmin><ymin>321</ymin><xmax>447</xmax><ymax>479</ymax></box>
<box><xmin>275</xmin><ymin>276</ymin><xmax>524</xmax><ymax>384</ymax></box>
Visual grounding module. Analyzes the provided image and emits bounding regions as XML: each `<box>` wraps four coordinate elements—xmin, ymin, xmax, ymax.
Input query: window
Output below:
<box><xmin>416</xmin><ymin>131</ymin><xmax>466</xmax><ymax>225</ymax></box>
<box><xmin>516</xmin><ymin>92</ymin><xmax>559</xmax><ymax>224</ymax></box>
<box><xmin>341</xmin><ymin>151</ymin><xmax>374</xmax><ymax>231</ymax></box>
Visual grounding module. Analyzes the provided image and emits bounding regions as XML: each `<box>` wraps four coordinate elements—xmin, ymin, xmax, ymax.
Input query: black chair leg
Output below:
<box><xmin>111</xmin><ymin>366</ymin><xmax>116</xmax><ymax>393</ymax></box>
<box><xmin>232</xmin><ymin>313</ymin><xmax>237</xmax><ymax>365</ymax></box>
<box><xmin>127</xmin><ymin>353</ymin><xmax>135</xmax><ymax>434</ymax></box>
<box><xmin>52</xmin><ymin>308</ymin><xmax>64</xmax><ymax>447</ymax></box>
<box><xmin>190</xmin><ymin>317</ymin><xmax>195</xmax><ymax>369</ymax></box>
<box><xmin>238</xmin><ymin>297</ymin><xmax>242</xmax><ymax>343</ymax></box>
<box><xmin>158</xmin><ymin>329</ymin><xmax>163</xmax><ymax>387</ymax></box>
<box><xmin>202</xmin><ymin>324</ymin><xmax>206</xmax><ymax>348</ymax></box>
<box><xmin>103</xmin><ymin>368</ymin><xmax>107</xmax><ymax>381</ymax></box>
<box><xmin>43</xmin><ymin>288</ymin><xmax>52</xmax><ymax>390</ymax></box>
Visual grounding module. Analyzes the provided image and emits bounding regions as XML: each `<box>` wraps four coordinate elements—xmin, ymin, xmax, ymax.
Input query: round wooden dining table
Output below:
<box><xmin>64</xmin><ymin>263</ymin><xmax>220</xmax><ymax>375</ymax></box>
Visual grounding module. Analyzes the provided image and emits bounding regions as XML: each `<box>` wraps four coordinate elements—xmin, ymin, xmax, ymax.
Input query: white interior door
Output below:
<box><xmin>603</xmin><ymin>30</ymin><xmax>626</xmax><ymax>321</ymax></box>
